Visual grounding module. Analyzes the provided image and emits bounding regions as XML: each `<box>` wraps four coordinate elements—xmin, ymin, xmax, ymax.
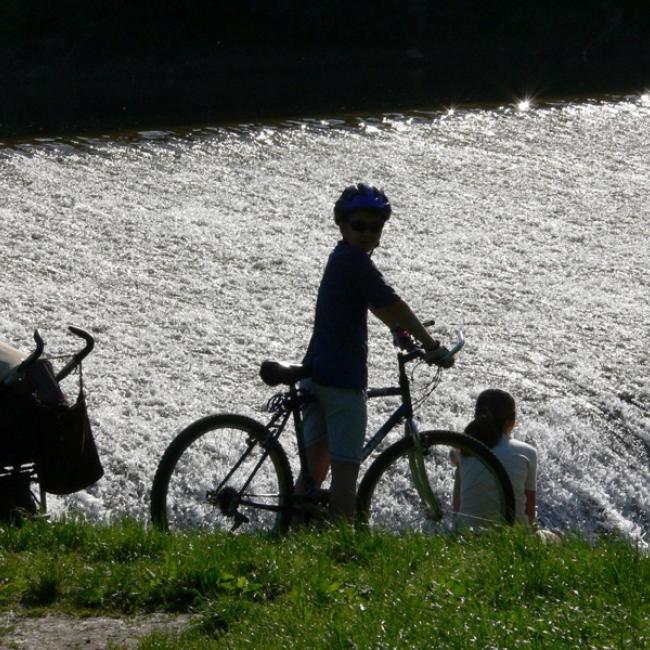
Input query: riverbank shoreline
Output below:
<box><xmin>0</xmin><ymin>520</ymin><xmax>647</xmax><ymax>649</ymax></box>
<box><xmin>4</xmin><ymin>59</ymin><xmax>647</xmax><ymax>142</ymax></box>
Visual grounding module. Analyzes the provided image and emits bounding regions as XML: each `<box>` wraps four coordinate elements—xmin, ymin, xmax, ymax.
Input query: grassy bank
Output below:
<box><xmin>0</xmin><ymin>519</ymin><xmax>647</xmax><ymax>648</ymax></box>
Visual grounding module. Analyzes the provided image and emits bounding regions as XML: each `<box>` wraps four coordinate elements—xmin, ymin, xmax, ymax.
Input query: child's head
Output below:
<box><xmin>464</xmin><ymin>389</ymin><xmax>516</xmax><ymax>449</ymax></box>
<box><xmin>334</xmin><ymin>183</ymin><xmax>391</xmax><ymax>252</ymax></box>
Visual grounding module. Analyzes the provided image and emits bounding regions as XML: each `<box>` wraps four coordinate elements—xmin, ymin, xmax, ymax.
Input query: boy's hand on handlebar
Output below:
<box><xmin>424</xmin><ymin>345</ymin><xmax>455</xmax><ymax>368</ymax></box>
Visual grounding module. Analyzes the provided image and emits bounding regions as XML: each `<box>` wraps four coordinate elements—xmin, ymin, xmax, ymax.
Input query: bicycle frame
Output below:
<box><xmin>273</xmin><ymin>349</ymin><xmax>433</xmax><ymax>502</ymax></box>
<box><xmin>212</xmin><ymin>371</ymin><xmax>411</xmax><ymax>518</ymax></box>
<box><xmin>215</xmin><ymin>332</ymin><xmax>465</xmax><ymax>523</ymax></box>
<box><xmin>365</xmin><ymin>354</ymin><xmax>445</xmax><ymax>520</ymax></box>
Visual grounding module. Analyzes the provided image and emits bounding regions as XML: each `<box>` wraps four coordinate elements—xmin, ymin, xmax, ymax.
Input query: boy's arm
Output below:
<box><xmin>371</xmin><ymin>300</ymin><xmax>439</xmax><ymax>350</ymax></box>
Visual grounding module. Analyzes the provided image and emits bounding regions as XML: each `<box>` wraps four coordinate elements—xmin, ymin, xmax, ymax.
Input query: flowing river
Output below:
<box><xmin>1</xmin><ymin>95</ymin><xmax>648</xmax><ymax>543</ymax></box>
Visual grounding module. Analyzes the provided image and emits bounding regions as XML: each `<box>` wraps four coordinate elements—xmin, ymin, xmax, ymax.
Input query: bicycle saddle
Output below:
<box><xmin>259</xmin><ymin>360</ymin><xmax>310</xmax><ymax>387</ymax></box>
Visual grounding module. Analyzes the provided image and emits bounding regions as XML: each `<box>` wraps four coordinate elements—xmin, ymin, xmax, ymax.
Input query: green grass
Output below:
<box><xmin>0</xmin><ymin>519</ymin><xmax>648</xmax><ymax>648</ymax></box>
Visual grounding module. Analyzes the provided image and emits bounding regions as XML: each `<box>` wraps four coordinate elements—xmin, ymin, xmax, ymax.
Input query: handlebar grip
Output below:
<box><xmin>68</xmin><ymin>326</ymin><xmax>95</xmax><ymax>354</ymax></box>
<box><xmin>20</xmin><ymin>330</ymin><xmax>44</xmax><ymax>368</ymax></box>
<box><xmin>55</xmin><ymin>327</ymin><xmax>95</xmax><ymax>382</ymax></box>
<box><xmin>32</xmin><ymin>329</ymin><xmax>45</xmax><ymax>357</ymax></box>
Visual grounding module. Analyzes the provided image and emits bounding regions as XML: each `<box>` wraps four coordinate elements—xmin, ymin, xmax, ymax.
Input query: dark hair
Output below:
<box><xmin>463</xmin><ymin>389</ymin><xmax>516</xmax><ymax>450</ymax></box>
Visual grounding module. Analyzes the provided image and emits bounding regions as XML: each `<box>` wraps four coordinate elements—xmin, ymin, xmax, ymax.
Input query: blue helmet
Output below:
<box><xmin>333</xmin><ymin>183</ymin><xmax>392</xmax><ymax>224</ymax></box>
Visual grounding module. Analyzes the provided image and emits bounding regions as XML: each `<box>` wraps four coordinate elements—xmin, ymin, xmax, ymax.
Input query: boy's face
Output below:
<box><xmin>340</xmin><ymin>210</ymin><xmax>386</xmax><ymax>253</ymax></box>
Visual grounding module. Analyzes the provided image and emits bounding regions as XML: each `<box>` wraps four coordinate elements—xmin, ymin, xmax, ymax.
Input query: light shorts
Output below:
<box><xmin>300</xmin><ymin>378</ymin><xmax>367</xmax><ymax>464</ymax></box>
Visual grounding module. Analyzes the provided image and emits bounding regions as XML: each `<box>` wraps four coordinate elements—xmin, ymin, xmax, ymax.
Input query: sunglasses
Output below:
<box><xmin>347</xmin><ymin>220</ymin><xmax>384</xmax><ymax>234</ymax></box>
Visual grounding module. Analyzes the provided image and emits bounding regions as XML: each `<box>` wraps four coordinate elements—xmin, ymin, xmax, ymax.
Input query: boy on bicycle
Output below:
<box><xmin>298</xmin><ymin>182</ymin><xmax>451</xmax><ymax>521</ymax></box>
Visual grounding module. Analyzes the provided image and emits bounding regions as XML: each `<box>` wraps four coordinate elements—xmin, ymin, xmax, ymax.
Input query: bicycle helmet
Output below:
<box><xmin>333</xmin><ymin>183</ymin><xmax>391</xmax><ymax>224</ymax></box>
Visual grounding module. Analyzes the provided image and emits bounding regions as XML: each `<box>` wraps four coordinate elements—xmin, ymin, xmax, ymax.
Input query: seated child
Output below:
<box><xmin>455</xmin><ymin>388</ymin><xmax>537</xmax><ymax>527</ymax></box>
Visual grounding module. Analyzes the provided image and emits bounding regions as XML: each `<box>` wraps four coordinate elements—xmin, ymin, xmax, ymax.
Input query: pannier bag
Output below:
<box><xmin>35</xmin><ymin>390</ymin><xmax>104</xmax><ymax>495</ymax></box>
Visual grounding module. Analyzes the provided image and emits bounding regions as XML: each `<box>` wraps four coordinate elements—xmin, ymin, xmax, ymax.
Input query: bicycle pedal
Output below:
<box><xmin>292</xmin><ymin>493</ymin><xmax>328</xmax><ymax>521</ymax></box>
<box><xmin>303</xmin><ymin>488</ymin><xmax>329</xmax><ymax>506</ymax></box>
<box><xmin>297</xmin><ymin>501</ymin><xmax>326</xmax><ymax>515</ymax></box>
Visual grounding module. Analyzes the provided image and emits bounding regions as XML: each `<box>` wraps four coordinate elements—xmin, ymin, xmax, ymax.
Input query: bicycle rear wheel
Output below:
<box><xmin>151</xmin><ymin>414</ymin><xmax>293</xmax><ymax>533</ymax></box>
<box><xmin>357</xmin><ymin>430</ymin><xmax>515</xmax><ymax>532</ymax></box>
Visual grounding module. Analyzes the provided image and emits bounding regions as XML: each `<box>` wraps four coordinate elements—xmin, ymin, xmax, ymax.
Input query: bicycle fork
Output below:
<box><xmin>406</xmin><ymin>419</ymin><xmax>444</xmax><ymax>521</ymax></box>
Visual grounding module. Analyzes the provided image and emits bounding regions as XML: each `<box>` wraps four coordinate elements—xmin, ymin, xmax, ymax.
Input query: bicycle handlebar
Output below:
<box><xmin>441</xmin><ymin>329</ymin><xmax>465</xmax><ymax>361</ymax></box>
<box><xmin>55</xmin><ymin>327</ymin><xmax>95</xmax><ymax>382</ymax></box>
<box><xmin>398</xmin><ymin>329</ymin><xmax>465</xmax><ymax>366</ymax></box>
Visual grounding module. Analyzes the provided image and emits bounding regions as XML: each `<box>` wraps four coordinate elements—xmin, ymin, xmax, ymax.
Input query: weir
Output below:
<box><xmin>1</xmin><ymin>97</ymin><xmax>648</xmax><ymax>543</ymax></box>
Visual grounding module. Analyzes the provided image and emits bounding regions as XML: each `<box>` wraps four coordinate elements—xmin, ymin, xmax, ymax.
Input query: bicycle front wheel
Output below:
<box><xmin>357</xmin><ymin>430</ymin><xmax>515</xmax><ymax>532</ymax></box>
<box><xmin>151</xmin><ymin>414</ymin><xmax>293</xmax><ymax>533</ymax></box>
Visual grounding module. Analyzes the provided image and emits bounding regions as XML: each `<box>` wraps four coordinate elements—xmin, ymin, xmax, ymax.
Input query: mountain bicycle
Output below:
<box><xmin>150</xmin><ymin>327</ymin><xmax>515</xmax><ymax>533</ymax></box>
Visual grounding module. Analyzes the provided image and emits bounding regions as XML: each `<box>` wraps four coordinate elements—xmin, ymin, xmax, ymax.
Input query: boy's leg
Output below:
<box><xmin>306</xmin><ymin>438</ymin><xmax>331</xmax><ymax>486</ymax></box>
<box><xmin>298</xmin><ymin>380</ymin><xmax>366</xmax><ymax>520</ymax></box>
<box><xmin>294</xmin><ymin>379</ymin><xmax>329</xmax><ymax>495</ymax></box>
<box><xmin>294</xmin><ymin>437</ymin><xmax>330</xmax><ymax>495</ymax></box>
<box><xmin>329</xmin><ymin>460</ymin><xmax>361</xmax><ymax>521</ymax></box>
<box><xmin>318</xmin><ymin>383</ymin><xmax>367</xmax><ymax>522</ymax></box>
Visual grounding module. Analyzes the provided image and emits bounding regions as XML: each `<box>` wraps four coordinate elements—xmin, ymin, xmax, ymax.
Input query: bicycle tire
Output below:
<box><xmin>357</xmin><ymin>430</ymin><xmax>516</xmax><ymax>532</ymax></box>
<box><xmin>150</xmin><ymin>414</ymin><xmax>293</xmax><ymax>533</ymax></box>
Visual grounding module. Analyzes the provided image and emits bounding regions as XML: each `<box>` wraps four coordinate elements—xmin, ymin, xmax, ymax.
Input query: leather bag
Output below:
<box><xmin>35</xmin><ymin>393</ymin><xmax>104</xmax><ymax>495</ymax></box>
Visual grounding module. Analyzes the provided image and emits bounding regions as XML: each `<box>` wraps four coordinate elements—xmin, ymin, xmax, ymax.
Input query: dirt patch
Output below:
<box><xmin>0</xmin><ymin>612</ymin><xmax>194</xmax><ymax>649</ymax></box>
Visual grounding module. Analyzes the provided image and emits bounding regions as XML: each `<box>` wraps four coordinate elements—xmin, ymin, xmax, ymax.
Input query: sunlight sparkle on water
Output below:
<box><xmin>1</xmin><ymin>98</ymin><xmax>648</xmax><ymax>543</ymax></box>
<box><xmin>516</xmin><ymin>99</ymin><xmax>531</xmax><ymax>112</ymax></box>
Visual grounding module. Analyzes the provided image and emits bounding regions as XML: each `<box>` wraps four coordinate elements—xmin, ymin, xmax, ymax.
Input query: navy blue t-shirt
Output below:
<box><xmin>303</xmin><ymin>241</ymin><xmax>400</xmax><ymax>389</ymax></box>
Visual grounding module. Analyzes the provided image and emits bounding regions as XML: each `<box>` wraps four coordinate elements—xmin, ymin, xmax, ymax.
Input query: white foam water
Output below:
<box><xmin>1</xmin><ymin>96</ymin><xmax>648</xmax><ymax>543</ymax></box>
